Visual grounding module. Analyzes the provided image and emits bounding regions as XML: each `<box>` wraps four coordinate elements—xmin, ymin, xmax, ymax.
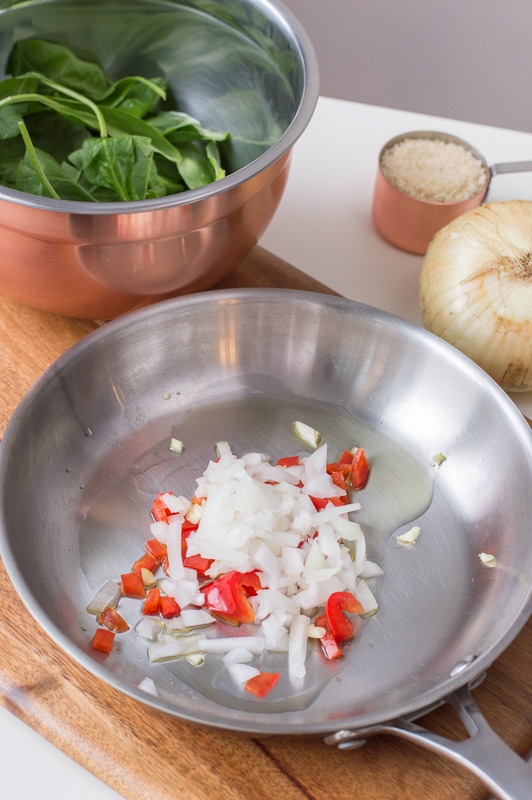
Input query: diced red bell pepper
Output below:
<box><xmin>182</xmin><ymin>518</ymin><xmax>199</xmax><ymax>535</ymax></box>
<box><xmin>309</xmin><ymin>495</ymin><xmax>347</xmax><ymax>511</ymax></box>
<box><xmin>276</xmin><ymin>455</ymin><xmax>300</xmax><ymax>467</ymax></box>
<box><xmin>120</xmin><ymin>571</ymin><xmax>146</xmax><ymax>598</ymax></box>
<box><xmin>325</xmin><ymin>591</ymin><xmax>364</xmax><ymax>643</ymax></box>
<box><xmin>180</xmin><ymin>520</ymin><xmax>200</xmax><ymax>556</ymax></box>
<box><xmin>326</xmin><ymin>459</ymin><xmax>352</xmax><ymax>476</ymax></box>
<box><xmin>201</xmin><ymin>570</ymin><xmax>261</xmax><ymax>624</ymax></box>
<box><xmin>314</xmin><ymin>612</ymin><xmax>343</xmax><ymax>660</ymax></box>
<box><xmin>328</xmin><ymin>448</ymin><xmax>370</xmax><ymax>491</ymax></box>
<box><xmin>142</xmin><ymin>587</ymin><xmax>161</xmax><ymax>615</ymax></box>
<box><xmin>159</xmin><ymin>595</ymin><xmax>181</xmax><ymax>619</ymax></box>
<box><xmin>349</xmin><ymin>448</ymin><xmax>370</xmax><ymax>490</ymax></box>
<box><xmin>244</xmin><ymin>671</ymin><xmax>281</xmax><ymax>698</ymax></box>
<box><xmin>320</xmin><ymin>631</ymin><xmax>343</xmax><ymax>660</ymax></box>
<box><xmin>328</xmin><ymin>470</ymin><xmax>349</xmax><ymax>494</ymax></box>
<box><xmin>91</xmin><ymin>627</ymin><xmax>115</xmax><ymax>653</ymax></box>
<box><xmin>337</xmin><ymin>449</ymin><xmax>355</xmax><ymax>466</ymax></box>
<box><xmin>329</xmin><ymin>469</ymin><xmax>349</xmax><ymax>494</ymax></box>
<box><xmin>96</xmin><ymin>606</ymin><xmax>130</xmax><ymax>633</ymax></box>
<box><xmin>145</xmin><ymin>538</ymin><xmax>168</xmax><ymax>565</ymax></box>
<box><xmin>151</xmin><ymin>492</ymin><xmax>174</xmax><ymax>523</ymax></box>
<box><xmin>309</xmin><ymin>495</ymin><xmax>329</xmax><ymax>511</ymax></box>
<box><xmin>183</xmin><ymin>553</ymin><xmax>214</xmax><ymax>579</ymax></box>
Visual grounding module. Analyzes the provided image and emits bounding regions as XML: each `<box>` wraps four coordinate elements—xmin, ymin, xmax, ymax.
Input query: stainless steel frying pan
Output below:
<box><xmin>0</xmin><ymin>289</ymin><xmax>531</xmax><ymax>798</ymax></box>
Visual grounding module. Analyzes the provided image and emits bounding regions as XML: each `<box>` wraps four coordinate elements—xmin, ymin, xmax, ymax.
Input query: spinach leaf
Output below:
<box><xmin>101</xmin><ymin>106</ymin><xmax>185</xmax><ymax>166</ymax></box>
<box><xmin>8</xmin><ymin>38</ymin><xmax>110</xmax><ymax>99</ymax></box>
<box><xmin>0</xmin><ymin>136</ymin><xmax>25</xmax><ymax>186</ymax></box>
<box><xmin>0</xmin><ymin>90</ymin><xmax>107</xmax><ymax>137</ymax></box>
<box><xmin>24</xmin><ymin>110</ymin><xmax>88</xmax><ymax>163</ymax></box>
<box><xmin>152</xmin><ymin>154</ymin><xmax>186</xmax><ymax>196</ymax></box>
<box><xmin>177</xmin><ymin>140</ymin><xmax>226</xmax><ymax>189</ymax></box>
<box><xmin>149</xmin><ymin>110</ymin><xmax>230</xmax><ymax>143</ymax></box>
<box><xmin>0</xmin><ymin>75</ymin><xmax>38</xmax><ymax>100</ymax></box>
<box><xmin>0</xmin><ymin>105</ymin><xmax>26</xmax><ymax>139</ymax></box>
<box><xmin>205</xmin><ymin>139</ymin><xmax>226</xmax><ymax>181</ymax></box>
<box><xmin>0</xmin><ymin>37</ymin><xmax>231</xmax><ymax>201</ymax></box>
<box><xmin>68</xmin><ymin>135</ymin><xmax>155</xmax><ymax>202</ymax></box>
<box><xmin>0</xmin><ymin>77</ymin><xmax>39</xmax><ymax>138</ymax></box>
<box><xmin>97</xmin><ymin>76</ymin><xmax>166</xmax><ymax>117</ymax></box>
<box><xmin>16</xmin><ymin>124</ymin><xmax>95</xmax><ymax>200</ymax></box>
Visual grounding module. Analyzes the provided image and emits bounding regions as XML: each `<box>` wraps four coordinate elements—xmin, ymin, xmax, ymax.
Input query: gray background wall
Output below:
<box><xmin>283</xmin><ymin>0</ymin><xmax>532</xmax><ymax>133</ymax></box>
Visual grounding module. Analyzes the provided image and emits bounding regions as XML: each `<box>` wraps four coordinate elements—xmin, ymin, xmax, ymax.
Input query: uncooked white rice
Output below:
<box><xmin>380</xmin><ymin>137</ymin><xmax>488</xmax><ymax>203</ymax></box>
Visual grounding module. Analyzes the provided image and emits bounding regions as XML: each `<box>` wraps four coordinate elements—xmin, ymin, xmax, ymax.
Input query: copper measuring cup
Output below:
<box><xmin>372</xmin><ymin>130</ymin><xmax>532</xmax><ymax>255</ymax></box>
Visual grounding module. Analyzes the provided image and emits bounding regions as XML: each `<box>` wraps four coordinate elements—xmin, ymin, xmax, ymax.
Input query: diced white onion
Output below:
<box><xmin>311</xmin><ymin>502</ymin><xmax>361</xmax><ymax>527</ymax></box>
<box><xmin>226</xmin><ymin>663</ymin><xmax>260</xmax><ymax>685</ymax></box>
<box><xmin>178</xmin><ymin>608</ymin><xmax>216</xmax><ymax>629</ymax></box>
<box><xmin>107</xmin><ymin>438</ymin><xmax>383</xmax><ymax>682</ymax></box>
<box><xmin>163</xmin><ymin>616</ymin><xmax>190</xmax><ymax>634</ymax></box>
<box><xmin>359</xmin><ymin>560</ymin><xmax>384</xmax><ymax>580</ymax></box>
<box><xmin>215</xmin><ymin>440</ymin><xmax>232</xmax><ymax>458</ymax></box>
<box><xmin>354</xmin><ymin>578</ymin><xmax>379</xmax><ymax>617</ymax></box>
<box><xmin>260</xmin><ymin>614</ymin><xmax>290</xmax><ymax>652</ymax></box>
<box><xmin>196</xmin><ymin>636</ymin><xmax>265</xmax><ymax>655</ymax></box>
<box><xmin>168</xmin><ymin>438</ymin><xmax>184</xmax><ymax>454</ymax></box>
<box><xmin>135</xmin><ymin>617</ymin><xmax>163</xmax><ymax>641</ymax></box>
<box><xmin>479</xmin><ymin>552</ymin><xmax>498</xmax><ymax>567</ymax></box>
<box><xmin>166</xmin><ymin>517</ymin><xmax>185</xmax><ymax>579</ymax></box>
<box><xmin>140</xmin><ymin>568</ymin><xmax>156</xmax><ymax>587</ymax></box>
<box><xmin>288</xmin><ymin>614</ymin><xmax>310</xmax><ymax>678</ymax></box>
<box><xmin>185</xmin><ymin>653</ymin><xmax>205</xmax><ymax>667</ymax></box>
<box><xmin>161</xmin><ymin>492</ymin><xmax>188</xmax><ymax>514</ymax></box>
<box><xmin>147</xmin><ymin>634</ymin><xmax>203</xmax><ymax>662</ymax></box>
<box><xmin>138</xmin><ymin>677</ymin><xmax>158</xmax><ymax>695</ymax></box>
<box><xmin>150</xmin><ymin>519</ymin><xmax>169</xmax><ymax>544</ymax></box>
<box><xmin>86</xmin><ymin>579</ymin><xmax>121</xmax><ymax>615</ymax></box>
<box><xmin>397</xmin><ymin>526</ymin><xmax>421</xmax><ymax>546</ymax></box>
<box><xmin>185</xmin><ymin>503</ymin><xmax>202</xmax><ymax>524</ymax></box>
<box><xmin>223</xmin><ymin>647</ymin><xmax>255</xmax><ymax>665</ymax></box>
<box><xmin>292</xmin><ymin>420</ymin><xmax>322</xmax><ymax>449</ymax></box>
<box><xmin>176</xmin><ymin>581</ymin><xmax>204</xmax><ymax>609</ymax></box>
<box><xmin>330</xmin><ymin>516</ymin><xmax>364</xmax><ymax>542</ymax></box>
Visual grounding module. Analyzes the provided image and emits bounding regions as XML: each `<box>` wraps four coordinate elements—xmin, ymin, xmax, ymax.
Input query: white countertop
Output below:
<box><xmin>2</xmin><ymin>95</ymin><xmax>532</xmax><ymax>798</ymax></box>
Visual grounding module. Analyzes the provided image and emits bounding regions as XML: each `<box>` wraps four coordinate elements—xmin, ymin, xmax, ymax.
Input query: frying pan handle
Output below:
<box><xmin>326</xmin><ymin>684</ymin><xmax>532</xmax><ymax>800</ymax></box>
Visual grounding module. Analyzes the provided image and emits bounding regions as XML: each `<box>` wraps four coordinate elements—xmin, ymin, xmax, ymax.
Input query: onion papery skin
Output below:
<box><xmin>419</xmin><ymin>201</ymin><xmax>532</xmax><ymax>392</ymax></box>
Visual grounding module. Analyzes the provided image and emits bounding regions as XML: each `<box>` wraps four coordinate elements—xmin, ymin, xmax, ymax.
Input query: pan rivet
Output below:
<box><xmin>450</xmin><ymin>655</ymin><xmax>477</xmax><ymax>676</ymax></box>
<box><xmin>338</xmin><ymin>738</ymin><xmax>367</xmax><ymax>751</ymax></box>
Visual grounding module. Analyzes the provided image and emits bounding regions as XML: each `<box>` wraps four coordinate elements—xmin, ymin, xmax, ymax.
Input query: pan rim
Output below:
<box><xmin>0</xmin><ymin>287</ymin><xmax>531</xmax><ymax>736</ymax></box>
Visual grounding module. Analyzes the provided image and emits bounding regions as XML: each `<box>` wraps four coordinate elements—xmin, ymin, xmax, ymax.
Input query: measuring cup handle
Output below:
<box><xmin>490</xmin><ymin>160</ymin><xmax>532</xmax><ymax>176</ymax></box>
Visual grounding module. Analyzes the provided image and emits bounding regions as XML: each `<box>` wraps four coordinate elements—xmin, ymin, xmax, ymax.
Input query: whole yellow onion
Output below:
<box><xmin>419</xmin><ymin>201</ymin><xmax>532</xmax><ymax>392</ymax></box>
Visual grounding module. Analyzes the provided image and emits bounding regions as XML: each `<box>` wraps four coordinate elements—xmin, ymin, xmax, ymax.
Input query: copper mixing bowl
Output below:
<box><xmin>0</xmin><ymin>0</ymin><xmax>318</xmax><ymax>319</ymax></box>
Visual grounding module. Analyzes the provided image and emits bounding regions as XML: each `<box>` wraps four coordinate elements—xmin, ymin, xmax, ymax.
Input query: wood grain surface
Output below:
<box><xmin>0</xmin><ymin>246</ymin><xmax>530</xmax><ymax>800</ymax></box>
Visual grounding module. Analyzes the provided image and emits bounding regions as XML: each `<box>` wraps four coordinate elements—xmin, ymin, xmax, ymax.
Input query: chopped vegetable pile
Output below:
<box><xmin>0</xmin><ymin>38</ymin><xmax>230</xmax><ymax>201</ymax></box>
<box><xmin>88</xmin><ymin>432</ymin><xmax>382</xmax><ymax>699</ymax></box>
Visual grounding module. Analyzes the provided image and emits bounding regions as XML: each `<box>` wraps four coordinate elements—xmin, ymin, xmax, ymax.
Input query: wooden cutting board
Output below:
<box><xmin>0</xmin><ymin>246</ymin><xmax>531</xmax><ymax>800</ymax></box>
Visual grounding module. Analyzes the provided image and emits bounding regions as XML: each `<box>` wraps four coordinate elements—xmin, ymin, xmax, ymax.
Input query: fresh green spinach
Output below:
<box><xmin>0</xmin><ymin>37</ymin><xmax>230</xmax><ymax>201</ymax></box>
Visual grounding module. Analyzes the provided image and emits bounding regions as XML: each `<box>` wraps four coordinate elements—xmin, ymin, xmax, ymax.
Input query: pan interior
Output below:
<box><xmin>1</xmin><ymin>289</ymin><xmax>531</xmax><ymax>735</ymax></box>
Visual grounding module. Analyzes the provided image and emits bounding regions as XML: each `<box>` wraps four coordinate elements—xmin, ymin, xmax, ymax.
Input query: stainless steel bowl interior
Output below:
<box><xmin>0</xmin><ymin>0</ymin><xmax>318</xmax><ymax>213</ymax></box>
<box><xmin>0</xmin><ymin>289</ymin><xmax>531</xmax><ymax>736</ymax></box>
